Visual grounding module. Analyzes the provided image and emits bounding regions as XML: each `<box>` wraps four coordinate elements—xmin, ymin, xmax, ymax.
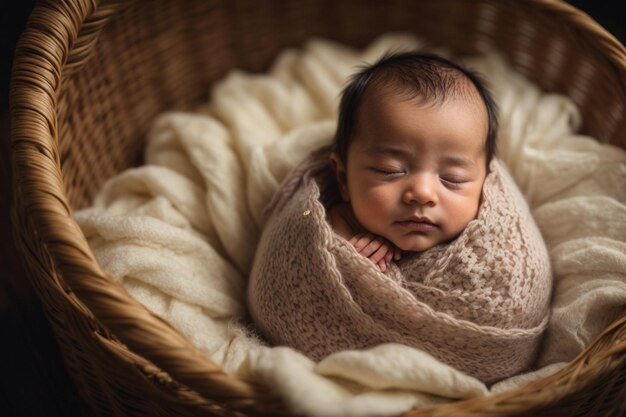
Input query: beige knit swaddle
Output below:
<box><xmin>248</xmin><ymin>146</ymin><xmax>552</xmax><ymax>383</ymax></box>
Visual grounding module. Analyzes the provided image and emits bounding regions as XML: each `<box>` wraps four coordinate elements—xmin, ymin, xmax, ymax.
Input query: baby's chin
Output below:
<box><xmin>389</xmin><ymin>235</ymin><xmax>441</xmax><ymax>253</ymax></box>
<box><xmin>391</xmin><ymin>229</ymin><xmax>465</xmax><ymax>253</ymax></box>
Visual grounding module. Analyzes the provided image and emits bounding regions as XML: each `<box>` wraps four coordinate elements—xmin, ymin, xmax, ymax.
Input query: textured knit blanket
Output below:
<box><xmin>75</xmin><ymin>34</ymin><xmax>626</xmax><ymax>417</ymax></box>
<box><xmin>248</xmin><ymin>148</ymin><xmax>552</xmax><ymax>384</ymax></box>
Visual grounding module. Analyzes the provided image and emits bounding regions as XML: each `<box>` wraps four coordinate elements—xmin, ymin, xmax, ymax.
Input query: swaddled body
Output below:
<box><xmin>247</xmin><ymin>148</ymin><xmax>551</xmax><ymax>383</ymax></box>
<box><xmin>248</xmin><ymin>52</ymin><xmax>552</xmax><ymax>383</ymax></box>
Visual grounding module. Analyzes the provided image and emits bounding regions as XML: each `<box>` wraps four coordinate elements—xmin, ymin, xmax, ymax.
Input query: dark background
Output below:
<box><xmin>0</xmin><ymin>1</ymin><xmax>624</xmax><ymax>416</ymax></box>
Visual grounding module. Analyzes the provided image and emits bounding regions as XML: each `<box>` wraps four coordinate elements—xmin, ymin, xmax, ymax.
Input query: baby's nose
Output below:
<box><xmin>403</xmin><ymin>175</ymin><xmax>438</xmax><ymax>206</ymax></box>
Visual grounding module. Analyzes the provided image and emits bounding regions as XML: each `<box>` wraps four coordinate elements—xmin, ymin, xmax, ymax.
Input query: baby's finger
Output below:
<box><xmin>359</xmin><ymin>236</ymin><xmax>384</xmax><ymax>257</ymax></box>
<box><xmin>368</xmin><ymin>243</ymin><xmax>391</xmax><ymax>264</ymax></box>
<box><xmin>393</xmin><ymin>246</ymin><xmax>402</xmax><ymax>260</ymax></box>
<box><xmin>377</xmin><ymin>259</ymin><xmax>387</xmax><ymax>272</ymax></box>
<box><xmin>384</xmin><ymin>249</ymin><xmax>393</xmax><ymax>264</ymax></box>
<box><xmin>349</xmin><ymin>233</ymin><xmax>364</xmax><ymax>246</ymax></box>
<box><xmin>350</xmin><ymin>234</ymin><xmax>371</xmax><ymax>251</ymax></box>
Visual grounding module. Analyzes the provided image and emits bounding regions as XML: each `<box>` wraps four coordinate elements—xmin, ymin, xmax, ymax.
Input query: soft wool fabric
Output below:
<box><xmin>74</xmin><ymin>34</ymin><xmax>626</xmax><ymax>417</ymax></box>
<box><xmin>248</xmin><ymin>147</ymin><xmax>552</xmax><ymax>384</ymax></box>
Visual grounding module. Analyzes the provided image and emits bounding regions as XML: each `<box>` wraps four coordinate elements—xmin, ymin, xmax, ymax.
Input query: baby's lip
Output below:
<box><xmin>395</xmin><ymin>216</ymin><xmax>438</xmax><ymax>232</ymax></box>
<box><xmin>402</xmin><ymin>215</ymin><xmax>436</xmax><ymax>225</ymax></box>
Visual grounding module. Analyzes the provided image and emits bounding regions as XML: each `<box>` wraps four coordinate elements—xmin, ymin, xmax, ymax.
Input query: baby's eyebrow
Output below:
<box><xmin>362</xmin><ymin>145</ymin><xmax>411</xmax><ymax>157</ymax></box>
<box><xmin>441</xmin><ymin>155</ymin><xmax>476</xmax><ymax>168</ymax></box>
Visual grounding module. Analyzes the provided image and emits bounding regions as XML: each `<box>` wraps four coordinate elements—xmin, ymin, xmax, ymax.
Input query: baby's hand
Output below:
<box><xmin>349</xmin><ymin>233</ymin><xmax>402</xmax><ymax>272</ymax></box>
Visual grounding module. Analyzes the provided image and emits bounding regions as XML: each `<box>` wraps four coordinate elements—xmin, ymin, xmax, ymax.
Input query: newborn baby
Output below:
<box><xmin>328</xmin><ymin>51</ymin><xmax>497</xmax><ymax>271</ymax></box>
<box><xmin>248</xmin><ymin>51</ymin><xmax>551</xmax><ymax>384</ymax></box>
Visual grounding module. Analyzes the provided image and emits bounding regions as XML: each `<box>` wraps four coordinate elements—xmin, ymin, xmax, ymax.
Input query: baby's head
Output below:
<box><xmin>330</xmin><ymin>51</ymin><xmax>498</xmax><ymax>252</ymax></box>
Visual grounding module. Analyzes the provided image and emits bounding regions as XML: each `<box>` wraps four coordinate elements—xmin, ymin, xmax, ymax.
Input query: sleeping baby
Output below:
<box><xmin>248</xmin><ymin>51</ymin><xmax>552</xmax><ymax>384</ymax></box>
<box><xmin>328</xmin><ymin>51</ymin><xmax>497</xmax><ymax>272</ymax></box>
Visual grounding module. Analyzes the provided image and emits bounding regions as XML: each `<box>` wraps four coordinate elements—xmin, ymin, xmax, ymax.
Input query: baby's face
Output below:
<box><xmin>332</xmin><ymin>90</ymin><xmax>488</xmax><ymax>252</ymax></box>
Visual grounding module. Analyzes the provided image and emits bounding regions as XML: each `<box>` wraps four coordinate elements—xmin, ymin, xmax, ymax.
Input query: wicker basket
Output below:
<box><xmin>10</xmin><ymin>0</ymin><xmax>626</xmax><ymax>416</ymax></box>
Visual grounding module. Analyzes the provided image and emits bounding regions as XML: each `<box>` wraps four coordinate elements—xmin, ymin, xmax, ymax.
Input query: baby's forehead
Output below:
<box><xmin>367</xmin><ymin>65</ymin><xmax>481</xmax><ymax>101</ymax></box>
<box><xmin>354</xmin><ymin>83</ymin><xmax>490</xmax><ymax>155</ymax></box>
<box><xmin>359</xmin><ymin>80</ymin><xmax>487</xmax><ymax>119</ymax></box>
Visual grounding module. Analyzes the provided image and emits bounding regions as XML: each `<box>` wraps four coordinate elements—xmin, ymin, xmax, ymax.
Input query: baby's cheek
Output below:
<box><xmin>363</xmin><ymin>188</ymin><xmax>393</xmax><ymax>212</ymax></box>
<box><xmin>444</xmin><ymin>196</ymin><xmax>481</xmax><ymax>236</ymax></box>
<box><xmin>354</xmin><ymin>189</ymin><xmax>394</xmax><ymax>228</ymax></box>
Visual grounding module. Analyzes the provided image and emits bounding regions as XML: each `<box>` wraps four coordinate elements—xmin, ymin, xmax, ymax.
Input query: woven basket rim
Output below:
<box><xmin>536</xmin><ymin>0</ymin><xmax>626</xmax><ymax>86</ymax></box>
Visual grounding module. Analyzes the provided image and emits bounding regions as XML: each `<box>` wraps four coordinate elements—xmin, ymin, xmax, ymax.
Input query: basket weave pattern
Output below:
<box><xmin>10</xmin><ymin>0</ymin><xmax>626</xmax><ymax>416</ymax></box>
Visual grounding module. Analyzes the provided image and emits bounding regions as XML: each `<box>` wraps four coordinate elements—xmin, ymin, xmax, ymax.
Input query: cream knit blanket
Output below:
<box><xmin>248</xmin><ymin>150</ymin><xmax>552</xmax><ymax>384</ymax></box>
<box><xmin>75</xmin><ymin>34</ymin><xmax>626</xmax><ymax>417</ymax></box>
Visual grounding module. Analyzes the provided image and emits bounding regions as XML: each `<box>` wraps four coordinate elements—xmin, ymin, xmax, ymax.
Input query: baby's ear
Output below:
<box><xmin>330</xmin><ymin>152</ymin><xmax>350</xmax><ymax>201</ymax></box>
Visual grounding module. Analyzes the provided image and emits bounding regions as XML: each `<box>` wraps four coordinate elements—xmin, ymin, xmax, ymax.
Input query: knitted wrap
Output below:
<box><xmin>247</xmin><ymin>147</ymin><xmax>553</xmax><ymax>383</ymax></box>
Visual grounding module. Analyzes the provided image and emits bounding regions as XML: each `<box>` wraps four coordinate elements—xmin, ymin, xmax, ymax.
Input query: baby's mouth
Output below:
<box><xmin>396</xmin><ymin>217</ymin><xmax>438</xmax><ymax>232</ymax></box>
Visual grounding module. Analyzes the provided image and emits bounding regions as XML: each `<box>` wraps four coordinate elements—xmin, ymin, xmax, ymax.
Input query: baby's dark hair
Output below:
<box><xmin>333</xmin><ymin>51</ymin><xmax>498</xmax><ymax>168</ymax></box>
